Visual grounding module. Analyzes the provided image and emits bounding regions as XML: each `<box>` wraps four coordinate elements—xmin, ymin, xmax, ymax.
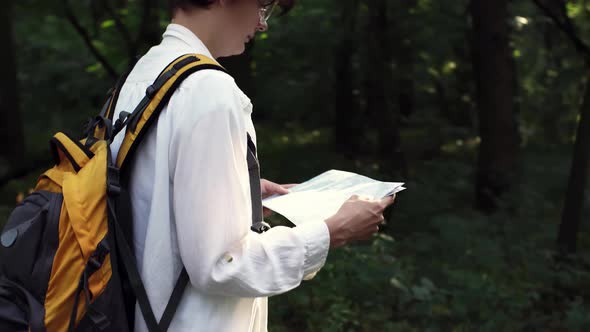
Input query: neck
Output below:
<box><xmin>171</xmin><ymin>8</ymin><xmax>223</xmax><ymax>59</ymax></box>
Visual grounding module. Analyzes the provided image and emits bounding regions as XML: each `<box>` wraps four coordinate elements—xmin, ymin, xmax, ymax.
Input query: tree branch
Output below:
<box><xmin>532</xmin><ymin>0</ymin><xmax>590</xmax><ymax>63</ymax></box>
<box><xmin>136</xmin><ymin>0</ymin><xmax>157</xmax><ymax>51</ymax></box>
<box><xmin>101</xmin><ymin>0</ymin><xmax>137</xmax><ymax>60</ymax></box>
<box><xmin>63</xmin><ymin>0</ymin><xmax>119</xmax><ymax>79</ymax></box>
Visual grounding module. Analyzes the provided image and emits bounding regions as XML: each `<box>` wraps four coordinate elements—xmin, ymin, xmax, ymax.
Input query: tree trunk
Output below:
<box><xmin>219</xmin><ymin>42</ymin><xmax>255</xmax><ymax>111</ymax></box>
<box><xmin>532</xmin><ymin>0</ymin><xmax>590</xmax><ymax>254</ymax></box>
<box><xmin>365</xmin><ymin>0</ymin><xmax>404</xmax><ymax>173</ymax></box>
<box><xmin>470</xmin><ymin>0</ymin><xmax>519</xmax><ymax>212</ymax></box>
<box><xmin>392</xmin><ymin>0</ymin><xmax>417</xmax><ymax>120</ymax></box>
<box><xmin>136</xmin><ymin>0</ymin><xmax>162</xmax><ymax>55</ymax></box>
<box><xmin>388</xmin><ymin>0</ymin><xmax>416</xmax><ymax>176</ymax></box>
<box><xmin>541</xmin><ymin>20</ymin><xmax>563</xmax><ymax>145</ymax></box>
<box><xmin>0</xmin><ymin>0</ymin><xmax>25</xmax><ymax>165</ymax></box>
<box><xmin>333</xmin><ymin>0</ymin><xmax>360</xmax><ymax>154</ymax></box>
<box><xmin>557</xmin><ymin>76</ymin><xmax>590</xmax><ymax>254</ymax></box>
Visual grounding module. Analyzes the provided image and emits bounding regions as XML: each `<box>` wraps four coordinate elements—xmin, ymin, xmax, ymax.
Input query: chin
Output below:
<box><xmin>234</xmin><ymin>44</ymin><xmax>247</xmax><ymax>56</ymax></box>
<box><xmin>219</xmin><ymin>45</ymin><xmax>246</xmax><ymax>59</ymax></box>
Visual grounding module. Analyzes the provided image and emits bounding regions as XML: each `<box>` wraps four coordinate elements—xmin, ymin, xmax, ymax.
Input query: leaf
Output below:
<box><xmin>411</xmin><ymin>285</ymin><xmax>431</xmax><ymax>301</ymax></box>
<box><xmin>100</xmin><ymin>19</ymin><xmax>115</xmax><ymax>29</ymax></box>
<box><xmin>421</xmin><ymin>277</ymin><xmax>436</xmax><ymax>291</ymax></box>
<box><xmin>390</xmin><ymin>277</ymin><xmax>408</xmax><ymax>292</ymax></box>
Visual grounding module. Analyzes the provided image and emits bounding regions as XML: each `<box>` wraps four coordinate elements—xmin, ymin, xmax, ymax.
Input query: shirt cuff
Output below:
<box><xmin>292</xmin><ymin>220</ymin><xmax>330</xmax><ymax>280</ymax></box>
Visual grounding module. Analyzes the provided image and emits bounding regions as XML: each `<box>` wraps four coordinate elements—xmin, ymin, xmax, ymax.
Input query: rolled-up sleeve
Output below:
<box><xmin>169</xmin><ymin>71</ymin><xmax>330</xmax><ymax>298</ymax></box>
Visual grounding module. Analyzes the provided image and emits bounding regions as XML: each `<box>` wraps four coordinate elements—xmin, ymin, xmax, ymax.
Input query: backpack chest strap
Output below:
<box><xmin>246</xmin><ymin>134</ymin><xmax>268</xmax><ymax>233</ymax></box>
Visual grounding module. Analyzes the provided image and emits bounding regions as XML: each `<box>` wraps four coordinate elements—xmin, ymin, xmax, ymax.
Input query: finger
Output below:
<box><xmin>363</xmin><ymin>224</ymin><xmax>380</xmax><ymax>234</ymax></box>
<box><xmin>358</xmin><ymin>195</ymin><xmax>373</xmax><ymax>201</ymax></box>
<box><xmin>369</xmin><ymin>210</ymin><xmax>384</xmax><ymax>224</ymax></box>
<box><xmin>379</xmin><ymin>194</ymin><xmax>396</xmax><ymax>209</ymax></box>
<box><xmin>281</xmin><ymin>183</ymin><xmax>298</xmax><ymax>189</ymax></box>
<box><xmin>270</xmin><ymin>183</ymin><xmax>290</xmax><ymax>195</ymax></box>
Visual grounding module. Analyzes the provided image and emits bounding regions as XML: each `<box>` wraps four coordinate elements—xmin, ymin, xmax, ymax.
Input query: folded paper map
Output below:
<box><xmin>262</xmin><ymin>169</ymin><xmax>405</xmax><ymax>225</ymax></box>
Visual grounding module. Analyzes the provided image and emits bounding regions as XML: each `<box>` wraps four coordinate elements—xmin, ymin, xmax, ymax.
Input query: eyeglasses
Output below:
<box><xmin>259</xmin><ymin>1</ymin><xmax>277</xmax><ymax>24</ymax></box>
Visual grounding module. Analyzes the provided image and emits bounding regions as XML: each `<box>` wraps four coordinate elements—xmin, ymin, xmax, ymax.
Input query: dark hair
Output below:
<box><xmin>170</xmin><ymin>0</ymin><xmax>295</xmax><ymax>15</ymax></box>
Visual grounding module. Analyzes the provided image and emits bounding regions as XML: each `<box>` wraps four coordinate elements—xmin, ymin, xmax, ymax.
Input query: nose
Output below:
<box><xmin>257</xmin><ymin>19</ymin><xmax>268</xmax><ymax>32</ymax></box>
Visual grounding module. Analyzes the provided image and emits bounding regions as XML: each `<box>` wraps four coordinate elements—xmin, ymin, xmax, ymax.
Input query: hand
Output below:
<box><xmin>324</xmin><ymin>194</ymin><xmax>396</xmax><ymax>248</ymax></box>
<box><xmin>260</xmin><ymin>179</ymin><xmax>297</xmax><ymax>217</ymax></box>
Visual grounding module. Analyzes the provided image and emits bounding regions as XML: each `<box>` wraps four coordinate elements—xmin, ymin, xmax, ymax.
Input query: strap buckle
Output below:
<box><xmin>86</xmin><ymin>307</ymin><xmax>110</xmax><ymax>330</ymax></box>
<box><xmin>112</xmin><ymin>111</ymin><xmax>131</xmax><ymax>136</ymax></box>
<box><xmin>251</xmin><ymin>221</ymin><xmax>271</xmax><ymax>234</ymax></box>
<box><xmin>146</xmin><ymin>85</ymin><xmax>157</xmax><ymax>99</ymax></box>
<box><xmin>107</xmin><ymin>165</ymin><xmax>121</xmax><ymax>197</ymax></box>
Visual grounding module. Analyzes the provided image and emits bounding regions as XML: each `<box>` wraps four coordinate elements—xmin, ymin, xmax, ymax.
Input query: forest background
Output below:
<box><xmin>1</xmin><ymin>0</ymin><xmax>590</xmax><ymax>330</ymax></box>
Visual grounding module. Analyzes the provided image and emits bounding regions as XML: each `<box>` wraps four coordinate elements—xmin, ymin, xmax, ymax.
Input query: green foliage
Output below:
<box><xmin>261</xmin><ymin>133</ymin><xmax>590</xmax><ymax>331</ymax></box>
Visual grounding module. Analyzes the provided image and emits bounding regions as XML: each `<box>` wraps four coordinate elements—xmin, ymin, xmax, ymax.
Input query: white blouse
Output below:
<box><xmin>109</xmin><ymin>23</ymin><xmax>330</xmax><ymax>332</ymax></box>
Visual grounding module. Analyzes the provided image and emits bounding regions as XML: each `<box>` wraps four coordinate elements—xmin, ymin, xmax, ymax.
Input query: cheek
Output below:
<box><xmin>234</xmin><ymin>16</ymin><xmax>256</xmax><ymax>41</ymax></box>
<box><xmin>239</xmin><ymin>9</ymin><xmax>260</xmax><ymax>32</ymax></box>
<box><xmin>230</xmin><ymin>6</ymin><xmax>258</xmax><ymax>28</ymax></box>
<box><xmin>226</xmin><ymin>29</ymin><xmax>246</xmax><ymax>56</ymax></box>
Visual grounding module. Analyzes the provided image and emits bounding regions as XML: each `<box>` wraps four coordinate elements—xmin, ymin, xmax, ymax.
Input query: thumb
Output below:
<box><xmin>380</xmin><ymin>194</ymin><xmax>396</xmax><ymax>209</ymax></box>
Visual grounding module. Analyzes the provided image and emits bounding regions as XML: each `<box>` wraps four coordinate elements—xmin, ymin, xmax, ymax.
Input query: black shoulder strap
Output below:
<box><xmin>102</xmin><ymin>58</ymin><xmax>139</xmax><ymax>121</ymax></box>
<box><xmin>115</xmin><ymin>54</ymin><xmax>226</xmax><ymax>173</ymax></box>
<box><xmin>157</xmin><ymin>269</ymin><xmax>188</xmax><ymax>331</ymax></box>
<box><xmin>247</xmin><ymin>134</ymin><xmax>270</xmax><ymax>233</ymax></box>
<box><xmin>107</xmin><ymin>54</ymin><xmax>226</xmax><ymax>332</ymax></box>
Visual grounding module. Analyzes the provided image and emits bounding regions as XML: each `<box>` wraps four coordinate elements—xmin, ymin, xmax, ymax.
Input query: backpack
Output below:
<box><xmin>0</xmin><ymin>53</ymin><xmax>269</xmax><ymax>332</ymax></box>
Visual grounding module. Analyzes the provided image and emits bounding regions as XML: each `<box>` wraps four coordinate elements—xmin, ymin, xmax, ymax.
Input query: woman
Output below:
<box><xmin>110</xmin><ymin>0</ymin><xmax>395</xmax><ymax>330</ymax></box>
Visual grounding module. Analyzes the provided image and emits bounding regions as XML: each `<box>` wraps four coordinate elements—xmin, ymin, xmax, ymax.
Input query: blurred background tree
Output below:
<box><xmin>1</xmin><ymin>0</ymin><xmax>590</xmax><ymax>330</ymax></box>
<box><xmin>470</xmin><ymin>0</ymin><xmax>520</xmax><ymax>212</ymax></box>
<box><xmin>0</xmin><ymin>0</ymin><xmax>25</xmax><ymax>166</ymax></box>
